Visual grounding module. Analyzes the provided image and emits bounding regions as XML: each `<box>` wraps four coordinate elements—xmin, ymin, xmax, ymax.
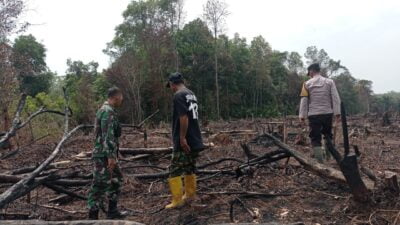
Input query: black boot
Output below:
<box><xmin>107</xmin><ymin>200</ymin><xmax>127</xmax><ymax>219</ymax></box>
<box><xmin>88</xmin><ymin>208</ymin><xmax>99</xmax><ymax>220</ymax></box>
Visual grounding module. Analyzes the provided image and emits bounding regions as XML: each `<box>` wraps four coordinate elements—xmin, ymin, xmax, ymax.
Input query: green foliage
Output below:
<box><xmin>13</xmin><ymin>34</ymin><xmax>52</xmax><ymax>96</ymax></box>
<box><xmin>20</xmin><ymin>71</ymin><xmax>54</xmax><ymax>96</ymax></box>
<box><xmin>371</xmin><ymin>92</ymin><xmax>400</xmax><ymax>113</ymax></box>
<box><xmin>333</xmin><ymin>72</ymin><xmax>360</xmax><ymax>114</ymax></box>
<box><xmin>64</xmin><ymin>60</ymin><xmax>99</xmax><ymax>124</ymax></box>
<box><xmin>16</xmin><ymin>1</ymin><xmax>392</xmax><ymax>126</ymax></box>
<box><xmin>26</xmin><ymin>92</ymin><xmax>64</xmax><ymax>113</ymax></box>
<box><xmin>176</xmin><ymin>18</ymin><xmax>214</xmax><ymax>118</ymax></box>
<box><xmin>93</xmin><ymin>74</ymin><xmax>112</xmax><ymax>101</ymax></box>
<box><xmin>13</xmin><ymin>34</ymin><xmax>46</xmax><ymax>72</ymax></box>
<box><xmin>25</xmin><ymin>92</ymin><xmax>65</xmax><ymax>137</ymax></box>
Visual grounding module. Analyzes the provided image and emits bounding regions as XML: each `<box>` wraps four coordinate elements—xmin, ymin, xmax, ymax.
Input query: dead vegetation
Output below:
<box><xmin>0</xmin><ymin>101</ymin><xmax>399</xmax><ymax>225</ymax></box>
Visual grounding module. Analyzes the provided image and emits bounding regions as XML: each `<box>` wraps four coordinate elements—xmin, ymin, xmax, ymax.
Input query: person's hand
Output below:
<box><xmin>107</xmin><ymin>158</ymin><xmax>117</xmax><ymax>172</ymax></box>
<box><xmin>335</xmin><ymin>114</ymin><xmax>341</xmax><ymax>123</ymax></box>
<box><xmin>299</xmin><ymin>117</ymin><xmax>306</xmax><ymax>126</ymax></box>
<box><xmin>180</xmin><ymin>138</ymin><xmax>191</xmax><ymax>154</ymax></box>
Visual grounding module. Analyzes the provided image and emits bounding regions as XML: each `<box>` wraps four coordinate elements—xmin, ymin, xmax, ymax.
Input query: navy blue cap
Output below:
<box><xmin>166</xmin><ymin>72</ymin><xmax>184</xmax><ymax>88</ymax></box>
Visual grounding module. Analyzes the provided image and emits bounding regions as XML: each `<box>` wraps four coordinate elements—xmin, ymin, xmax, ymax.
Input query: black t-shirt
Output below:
<box><xmin>172</xmin><ymin>88</ymin><xmax>204</xmax><ymax>150</ymax></box>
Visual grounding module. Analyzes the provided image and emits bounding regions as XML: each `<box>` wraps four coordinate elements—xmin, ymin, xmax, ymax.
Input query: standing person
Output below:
<box><xmin>88</xmin><ymin>87</ymin><xmax>126</xmax><ymax>219</ymax></box>
<box><xmin>299</xmin><ymin>63</ymin><xmax>341</xmax><ymax>163</ymax></box>
<box><xmin>165</xmin><ymin>72</ymin><xmax>205</xmax><ymax>209</ymax></box>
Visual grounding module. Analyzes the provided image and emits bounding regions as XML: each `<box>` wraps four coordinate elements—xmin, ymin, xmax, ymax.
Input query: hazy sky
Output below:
<box><xmin>23</xmin><ymin>0</ymin><xmax>400</xmax><ymax>93</ymax></box>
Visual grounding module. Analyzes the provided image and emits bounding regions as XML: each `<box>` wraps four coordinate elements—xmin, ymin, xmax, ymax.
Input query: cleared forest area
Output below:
<box><xmin>0</xmin><ymin>112</ymin><xmax>399</xmax><ymax>225</ymax></box>
<box><xmin>1</xmin><ymin>0</ymin><xmax>400</xmax><ymax>224</ymax></box>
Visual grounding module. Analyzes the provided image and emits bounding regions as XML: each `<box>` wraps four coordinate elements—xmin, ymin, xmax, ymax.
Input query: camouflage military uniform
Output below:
<box><xmin>87</xmin><ymin>101</ymin><xmax>122</xmax><ymax>211</ymax></box>
<box><xmin>169</xmin><ymin>148</ymin><xmax>200</xmax><ymax>177</ymax></box>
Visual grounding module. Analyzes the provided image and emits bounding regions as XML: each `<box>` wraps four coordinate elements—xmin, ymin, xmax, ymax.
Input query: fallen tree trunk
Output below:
<box><xmin>0</xmin><ymin>173</ymin><xmax>88</xmax><ymax>197</ymax></box>
<box><xmin>0</xmin><ymin>94</ymin><xmax>26</xmax><ymax>147</ymax></box>
<box><xmin>43</xmin><ymin>183</ymin><xmax>87</xmax><ymax>200</ymax></box>
<box><xmin>76</xmin><ymin>144</ymin><xmax>214</xmax><ymax>158</ymax></box>
<box><xmin>0</xmin><ymin>95</ymin><xmax>68</xmax><ymax>148</ymax></box>
<box><xmin>0</xmin><ymin>125</ymin><xmax>87</xmax><ymax>209</ymax></box>
<box><xmin>9</xmin><ymin>161</ymin><xmax>71</xmax><ymax>175</ymax></box>
<box><xmin>75</xmin><ymin>148</ymin><xmax>172</xmax><ymax>158</ymax></box>
<box><xmin>262</xmin><ymin>133</ymin><xmax>374</xmax><ymax>190</ymax></box>
<box><xmin>119</xmin><ymin>147</ymin><xmax>173</xmax><ymax>155</ymax></box>
<box><xmin>200</xmin><ymin>191</ymin><xmax>292</xmax><ymax>198</ymax></box>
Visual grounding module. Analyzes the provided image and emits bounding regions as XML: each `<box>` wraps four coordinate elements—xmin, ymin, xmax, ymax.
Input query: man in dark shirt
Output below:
<box><xmin>165</xmin><ymin>72</ymin><xmax>205</xmax><ymax>209</ymax></box>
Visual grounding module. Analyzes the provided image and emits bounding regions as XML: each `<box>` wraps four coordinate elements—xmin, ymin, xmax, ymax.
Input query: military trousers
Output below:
<box><xmin>87</xmin><ymin>157</ymin><xmax>123</xmax><ymax>210</ymax></box>
<box><xmin>169</xmin><ymin>147</ymin><xmax>200</xmax><ymax>177</ymax></box>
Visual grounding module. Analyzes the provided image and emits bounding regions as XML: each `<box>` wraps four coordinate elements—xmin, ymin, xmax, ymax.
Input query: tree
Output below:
<box><xmin>0</xmin><ymin>42</ymin><xmax>18</xmax><ymax>132</ymax></box>
<box><xmin>160</xmin><ymin>0</ymin><xmax>185</xmax><ymax>70</ymax></box>
<box><xmin>19</xmin><ymin>72</ymin><xmax>54</xmax><ymax>97</ymax></box>
<box><xmin>304</xmin><ymin>46</ymin><xmax>347</xmax><ymax>77</ymax></box>
<box><xmin>355</xmin><ymin>79</ymin><xmax>373</xmax><ymax>113</ymax></box>
<box><xmin>65</xmin><ymin>60</ymin><xmax>99</xmax><ymax>124</ymax></box>
<box><xmin>105</xmin><ymin>0</ymin><xmax>183</xmax><ymax>123</ymax></box>
<box><xmin>286</xmin><ymin>51</ymin><xmax>304</xmax><ymax>74</ymax></box>
<box><xmin>371</xmin><ymin>92</ymin><xmax>400</xmax><ymax>114</ymax></box>
<box><xmin>223</xmin><ymin>33</ymin><xmax>251</xmax><ymax>118</ymax></box>
<box><xmin>176</xmin><ymin>18</ymin><xmax>214</xmax><ymax>118</ymax></box>
<box><xmin>0</xmin><ymin>0</ymin><xmax>28</xmax><ymax>134</ymax></box>
<box><xmin>13</xmin><ymin>34</ymin><xmax>51</xmax><ymax>96</ymax></box>
<box><xmin>333</xmin><ymin>71</ymin><xmax>360</xmax><ymax>114</ymax></box>
<box><xmin>203</xmin><ymin>0</ymin><xmax>229</xmax><ymax>120</ymax></box>
<box><xmin>249</xmin><ymin>36</ymin><xmax>273</xmax><ymax>115</ymax></box>
<box><xmin>0</xmin><ymin>0</ymin><xmax>28</xmax><ymax>40</ymax></box>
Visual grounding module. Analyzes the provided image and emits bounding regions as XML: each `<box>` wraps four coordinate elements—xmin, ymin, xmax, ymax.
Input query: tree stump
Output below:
<box><xmin>384</xmin><ymin>171</ymin><xmax>400</xmax><ymax>195</ymax></box>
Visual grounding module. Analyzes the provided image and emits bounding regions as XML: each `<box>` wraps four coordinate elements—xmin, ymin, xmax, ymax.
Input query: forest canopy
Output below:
<box><xmin>1</xmin><ymin>0</ymin><xmax>398</xmax><ymax>127</ymax></box>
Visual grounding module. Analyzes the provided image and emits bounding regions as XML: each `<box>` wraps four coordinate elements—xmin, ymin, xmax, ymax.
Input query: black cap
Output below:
<box><xmin>307</xmin><ymin>63</ymin><xmax>320</xmax><ymax>76</ymax></box>
<box><xmin>166</xmin><ymin>72</ymin><xmax>184</xmax><ymax>88</ymax></box>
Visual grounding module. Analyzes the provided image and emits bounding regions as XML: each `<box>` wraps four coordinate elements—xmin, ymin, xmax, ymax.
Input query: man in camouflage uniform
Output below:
<box><xmin>165</xmin><ymin>72</ymin><xmax>205</xmax><ymax>209</ymax></box>
<box><xmin>88</xmin><ymin>87</ymin><xmax>126</xmax><ymax>220</ymax></box>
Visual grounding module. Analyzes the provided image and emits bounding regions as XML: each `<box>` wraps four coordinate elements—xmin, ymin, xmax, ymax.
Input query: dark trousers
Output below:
<box><xmin>308</xmin><ymin>114</ymin><xmax>333</xmax><ymax>147</ymax></box>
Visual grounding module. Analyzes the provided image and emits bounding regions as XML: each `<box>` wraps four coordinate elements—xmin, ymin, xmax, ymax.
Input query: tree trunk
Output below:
<box><xmin>214</xmin><ymin>31</ymin><xmax>220</xmax><ymax>120</ymax></box>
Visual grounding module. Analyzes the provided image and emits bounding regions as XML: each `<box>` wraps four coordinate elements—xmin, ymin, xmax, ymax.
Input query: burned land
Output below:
<box><xmin>1</xmin><ymin>114</ymin><xmax>400</xmax><ymax>225</ymax></box>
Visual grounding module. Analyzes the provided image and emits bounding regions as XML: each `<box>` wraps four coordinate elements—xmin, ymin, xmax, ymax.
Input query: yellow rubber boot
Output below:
<box><xmin>183</xmin><ymin>174</ymin><xmax>197</xmax><ymax>201</ymax></box>
<box><xmin>165</xmin><ymin>176</ymin><xmax>184</xmax><ymax>209</ymax></box>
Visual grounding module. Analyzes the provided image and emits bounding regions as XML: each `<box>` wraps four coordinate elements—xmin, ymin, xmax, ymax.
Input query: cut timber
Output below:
<box><xmin>10</xmin><ymin>160</ymin><xmax>71</xmax><ymax>175</ymax></box>
<box><xmin>75</xmin><ymin>147</ymin><xmax>173</xmax><ymax>158</ymax></box>
<box><xmin>0</xmin><ymin>125</ymin><xmax>87</xmax><ymax>209</ymax></box>
<box><xmin>384</xmin><ymin>171</ymin><xmax>400</xmax><ymax>195</ymax></box>
<box><xmin>262</xmin><ymin>133</ymin><xmax>374</xmax><ymax>190</ymax></box>
<box><xmin>119</xmin><ymin>147</ymin><xmax>172</xmax><ymax>154</ymax></box>
<box><xmin>0</xmin><ymin>213</ymin><xmax>30</xmax><ymax>220</ymax></box>
<box><xmin>218</xmin><ymin>130</ymin><xmax>257</xmax><ymax>134</ymax></box>
<box><xmin>76</xmin><ymin>143</ymin><xmax>214</xmax><ymax>158</ymax></box>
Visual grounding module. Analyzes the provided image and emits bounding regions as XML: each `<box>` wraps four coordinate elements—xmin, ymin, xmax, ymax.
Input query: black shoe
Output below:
<box><xmin>88</xmin><ymin>208</ymin><xmax>99</xmax><ymax>220</ymax></box>
<box><xmin>107</xmin><ymin>200</ymin><xmax>127</xmax><ymax>219</ymax></box>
